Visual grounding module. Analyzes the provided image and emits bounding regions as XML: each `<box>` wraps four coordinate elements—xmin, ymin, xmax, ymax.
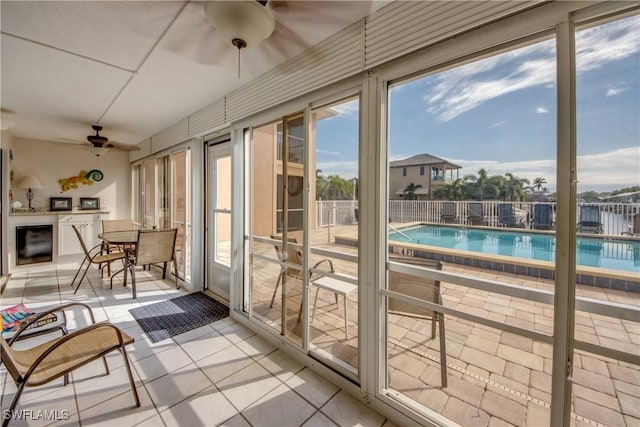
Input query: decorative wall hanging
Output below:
<box><xmin>58</xmin><ymin>169</ymin><xmax>104</xmax><ymax>193</ymax></box>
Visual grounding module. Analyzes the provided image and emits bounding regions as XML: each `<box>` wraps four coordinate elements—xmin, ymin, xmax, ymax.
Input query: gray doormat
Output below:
<box><xmin>130</xmin><ymin>292</ymin><xmax>229</xmax><ymax>343</ymax></box>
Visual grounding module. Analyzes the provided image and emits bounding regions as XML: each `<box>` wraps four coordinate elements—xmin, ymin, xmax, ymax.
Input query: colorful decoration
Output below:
<box><xmin>58</xmin><ymin>169</ymin><xmax>104</xmax><ymax>193</ymax></box>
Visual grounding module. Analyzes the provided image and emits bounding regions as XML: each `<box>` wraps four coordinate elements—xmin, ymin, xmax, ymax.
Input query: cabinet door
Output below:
<box><xmin>58</xmin><ymin>222</ymin><xmax>83</xmax><ymax>256</ymax></box>
<box><xmin>85</xmin><ymin>220</ymin><xmax>102</xmax><ymax>250</ymax></box>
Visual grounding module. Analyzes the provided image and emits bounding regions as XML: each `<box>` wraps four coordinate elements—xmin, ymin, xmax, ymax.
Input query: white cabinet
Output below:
<box><xmin>58</xmin><ymin>214</ymin><xmax>105</xmax><ymax>256</ymax></box>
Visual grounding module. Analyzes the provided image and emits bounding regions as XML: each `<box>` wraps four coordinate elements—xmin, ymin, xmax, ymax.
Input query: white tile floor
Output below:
<box><xmin>1</xmin><ymin>263</ymin><xmax>395</xmax><ymax>427</ymax></box>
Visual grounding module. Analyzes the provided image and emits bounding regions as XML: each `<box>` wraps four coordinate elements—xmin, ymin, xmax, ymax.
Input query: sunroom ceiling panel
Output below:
<box><xmin>0</xmin><ymin>1</ymin><xmax>182</xmax><ymax>70</ymax></box>
<box><xmin>1</xmin><ymin>35</ymin><xmax>132</xmax><ymax>143</ymax></box>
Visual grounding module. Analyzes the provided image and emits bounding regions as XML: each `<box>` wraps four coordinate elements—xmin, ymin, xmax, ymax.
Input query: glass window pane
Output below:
<box><xmin>386</xmin><ymin>37</ymin><xmax>557</xmax><ymax>425</ymax></box>
<box><xmin>215</xmin><ymin>212</ymin><xmax>231</xmax><ymax>267</ymax></box>
<box><xmin>143</xmin><ymin>160</ymin><xmax>155</xmax><ymax>228</ymax></box>
<box><xmin>310</xmin><ymin>97</ymin><xmax>360</xmax><ymax>374</ymax></box>
<box><xmin>249</xmin><ymin>118</ymin><xmax>305</xmax><ymax>346</ymax></box>
<box><xmin>574</xmin><ymin>14</ymin><xmax>640</xmax><ymax>426</ymax></box>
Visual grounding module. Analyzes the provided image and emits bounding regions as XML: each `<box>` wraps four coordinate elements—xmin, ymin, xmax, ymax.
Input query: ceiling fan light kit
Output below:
<box><xmin>204</xmin><ymin>1</ymin><xmax>275</xmax><ymax>49</ymax></box>
<box><xmin>87</xmin><ymin>145</ymin><xmax>110</xmax><ymax>157</ymax></box>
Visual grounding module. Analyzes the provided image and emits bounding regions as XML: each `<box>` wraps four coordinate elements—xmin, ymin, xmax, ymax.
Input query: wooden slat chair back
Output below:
<box><xmin>0</xmin><ymin>306</ymin><xmax>139</xmax><ymax>427</ymax></box>
<box><xmin>70</xmin><ymin>225</ymin><xmax>126</xmax><ymax>294</ymax></box>
<box><xmin>388</xmin><ymin>255</ymin><xmax>447</xmax><ymax>387</ymax></box>
<box><xmin>124</xmin><ymin>228</ymin><xmax>179</xmax><ymax>298</ymax></box>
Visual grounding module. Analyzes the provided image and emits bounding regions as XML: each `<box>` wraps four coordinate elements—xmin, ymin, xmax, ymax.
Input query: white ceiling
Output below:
<box><xmin>1</xmin><ymin>1</ymin><xmax>389</xmax><ymax>147</ymax></box>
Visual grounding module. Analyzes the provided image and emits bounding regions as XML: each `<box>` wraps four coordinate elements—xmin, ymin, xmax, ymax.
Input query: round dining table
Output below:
<box><xmin>99</xmin><ymin>230</ymin><xmax>139</xmax><ymax>245</ymax></box>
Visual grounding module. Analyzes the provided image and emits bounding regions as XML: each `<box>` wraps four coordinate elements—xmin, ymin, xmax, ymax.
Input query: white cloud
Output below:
<box><xmin>317</xmin><ymin>149</ymin><xmax>340</xmax><ymax>156</ymax></box>
<box><xmin>424</xmin><ymin>16</ymin><xmax>639</xmax><ymax>121</ymax></box>
<box><xmin>606</xmin><ymin>86</ymin><xmax>626</xmax><ymax>96</ymax></box>
<box><xmin>536</xmin><ymin>107</ymin><xmax>549</xmax><ymax>114</ymax></box>
<box><xmin>490</xmin><ymin>120</ymin><xmax>506</xmax><ymax>128</ymax></box>
<box><xmin>426</xmin><ymin>46</ymin><xmax>556</xmax><ymax>121</ymax></box>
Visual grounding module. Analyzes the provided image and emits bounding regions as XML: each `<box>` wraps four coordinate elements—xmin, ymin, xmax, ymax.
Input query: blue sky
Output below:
<box><xmin>316</xmin><ymin>15</ymin><xmax>639</xmax><ymax>193</ymax></box>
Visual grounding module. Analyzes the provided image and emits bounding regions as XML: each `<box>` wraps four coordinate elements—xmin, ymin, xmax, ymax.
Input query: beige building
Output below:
<box><xmin>389</xmin><ymin>153</ymin><xmax>461</xmax><ymax>200</ymax></box>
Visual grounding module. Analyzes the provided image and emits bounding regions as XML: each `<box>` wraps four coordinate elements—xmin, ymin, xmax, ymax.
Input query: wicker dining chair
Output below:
<box><xmin>123</xmin><ymin>228</ymin><xmax>178</xmax><ymax>298</ymax></box>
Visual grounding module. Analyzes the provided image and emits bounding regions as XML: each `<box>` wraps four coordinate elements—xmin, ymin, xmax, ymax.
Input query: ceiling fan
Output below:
<box><xmin>84</xmin><ymin>125</ymin><xmax>139</xmax><ymax>156</ymax></box>
<box><xmin>55</xmin><ymin>125</ymin><xmax>139</xmax><ymax>157</ymax></box>
<box><xmin>161</xmin><ymin>1</ymin><xmax>375</xmax><ymax>69</ymax></box>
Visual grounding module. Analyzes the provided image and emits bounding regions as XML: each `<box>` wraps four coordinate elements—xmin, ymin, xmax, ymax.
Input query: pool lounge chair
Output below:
<box><xmin>441</xmin><ymin>202</ymin><xmax>457</xmax><ymax>224</ymax></box>
<box><xmin>533</xmin><ymin>204</ymin><xmax>554</xmax><ymax>230</ymax></box>
<box><xmin>577</xmin><ymin>205</ymin><xmax>603</xmax><ymax>234</ymax></box>
<box><xmin>467</xmin><ymin>203</ymin><xmax>486</xmax><ymax>226</ymax></box>
<box><xmin>497</xmin><ymin>203</ymin><xmax>526</xmax><ymax>228</ymax></box>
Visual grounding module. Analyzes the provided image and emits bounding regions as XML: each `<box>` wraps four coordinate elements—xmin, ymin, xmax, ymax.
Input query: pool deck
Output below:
<box><xmin>336</xmin><ymin>222</ymin><xmax>640</xmax><ymax>293</ymax></box>
<box><xmin>254</xmin><ymin>227</ymin><xmax>640</xmax><ymax>426</ymax></box>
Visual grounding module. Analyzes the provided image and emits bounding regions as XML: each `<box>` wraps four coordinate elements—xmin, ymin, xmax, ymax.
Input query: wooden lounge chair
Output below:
<box><xmin>0</xmin><ymin>304</ymin><xmax>139</xmax><ymax>427</ymax></box>
<box><xmin>388</xmin><ymin>255</ymin><xmax>447</xmax><ymax>387</ymax></box>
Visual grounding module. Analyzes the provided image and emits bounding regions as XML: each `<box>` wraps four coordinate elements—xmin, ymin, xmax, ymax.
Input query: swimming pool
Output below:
<box><xmin>388</xmin><ymin>225</ymin><xmax>640</xmax><ymax>273</ymax></box>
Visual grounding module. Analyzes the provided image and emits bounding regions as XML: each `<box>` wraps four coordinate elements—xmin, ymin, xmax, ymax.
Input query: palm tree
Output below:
<box><xmin>532</xmin><ymin>177</ymin><xmax>547</xmax><ymax>192</ymax></box>
<box><xmin>326</xmin><ymin>175</ymin><xmax>350</xmax><ymax>200</ymax></box>
<box><xmin>403</xmin><ymin>183</ymin><xmax>423</xmax><ymax>200</ymax></box>
<box><xmin>315</xmin><ymin>170</ymin><xmax>329</xmax><ymax>200</ymax></box>
<box><xmin>463</xmin><ymin>168</ymin><xmax>499</xmax><ymax>200</ymax></box>
<box><xmin>501</xmin><ymin>173</ymin><xmax>530</xmax><ymax>201</ymax></box>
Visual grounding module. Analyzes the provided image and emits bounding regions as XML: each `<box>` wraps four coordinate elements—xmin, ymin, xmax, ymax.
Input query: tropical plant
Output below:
<box><xmin>403</xmin><ymin>183</ymin><xmax>423</xmax><ymax>200</ymax></box>
<box><xmin>433</xmin><ymin>179</ymin><xmax>467</xmax><ymax>200</ymax></box>
<box><xmin>465</xmin><ymin>168</ymin><xmax>499</xmax><ymax>200</ymax></box>
<box><xmin>532</xmin><ymin>177</ymin><xmax>547</xmax><ymax>192</ymax></box>
<box><xmin>326</xmin><ymin>174</ymin><xmax>351</xmax><ymax>200</ymax></box>
<box><xmin>500</xmin><ymin>173</ymin><xmax>531</xmax><ymax>201</ymax></box>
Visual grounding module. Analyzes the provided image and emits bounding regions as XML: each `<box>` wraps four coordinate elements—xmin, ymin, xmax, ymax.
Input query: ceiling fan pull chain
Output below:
<box><xmin>237</xmin><ymin>47</ymin><xmax>241</xmax><ymax>78</ymax></box>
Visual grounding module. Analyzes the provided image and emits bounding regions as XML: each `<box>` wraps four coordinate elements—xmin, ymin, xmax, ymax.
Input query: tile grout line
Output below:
<box><xmin>389</xmin><ymin>338</ymin><xmax>608</xmax><ymax>427</ymax></box>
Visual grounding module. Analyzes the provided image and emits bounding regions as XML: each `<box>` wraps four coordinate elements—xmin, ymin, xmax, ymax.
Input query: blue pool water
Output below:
<box><xmin>389</xmin><ymin>225</ymin><xmax>640</xmax><ymax>273</ymax></box>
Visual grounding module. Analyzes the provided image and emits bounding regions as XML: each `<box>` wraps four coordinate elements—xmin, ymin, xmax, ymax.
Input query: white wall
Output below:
<box><xmin>10</xmin><ymin>138</ymin><xmax>130</xmax><ymax>218</ymax></box>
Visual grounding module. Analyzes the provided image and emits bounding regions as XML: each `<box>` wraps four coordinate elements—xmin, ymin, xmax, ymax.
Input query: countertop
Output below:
<box><xmin>9</xmin><ymin>209</ymin><xmax>109</xmax><ymax>216</ymax></box>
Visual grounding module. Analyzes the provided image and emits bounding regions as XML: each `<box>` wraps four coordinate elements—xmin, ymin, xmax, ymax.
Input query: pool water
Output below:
<box><xmin>389</xmin><ymin>225</ymin><xmax>640</xmax><ymax>273</ymax></box>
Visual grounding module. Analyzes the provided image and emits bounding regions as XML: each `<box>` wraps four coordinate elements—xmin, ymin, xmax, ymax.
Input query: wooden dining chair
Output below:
<box><xmin>71</xmin><ymin>225</ymin><xmax>126</xmax><ymax>294</ymax></box>
<box><xmin>123</xmin><ymin>228</ymin><xmax>178</xmax><ymax>298</ymax></box>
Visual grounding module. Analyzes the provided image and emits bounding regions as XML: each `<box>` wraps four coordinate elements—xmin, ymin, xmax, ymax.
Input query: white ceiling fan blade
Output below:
<box><xmin>159</xmin><ymin>2</ymin><xmax>231</xmax><ymax>65</ymax></box>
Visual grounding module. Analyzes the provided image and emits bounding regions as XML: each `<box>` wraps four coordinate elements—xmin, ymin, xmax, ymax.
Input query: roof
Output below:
<box><xmin>602</xmin><ymin>191</ymin><xmax>640</xmax><ymax>199</ymax></box>
<box><xmin>390</xmin><ymin>153</ymin><xmax>461</xmax><ymax>169</ymax></box>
